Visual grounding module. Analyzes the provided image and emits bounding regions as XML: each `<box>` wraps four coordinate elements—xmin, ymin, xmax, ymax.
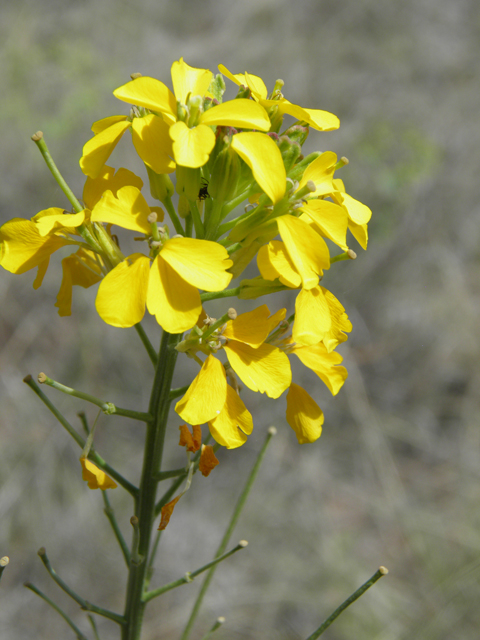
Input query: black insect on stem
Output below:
<box><xmin>198</xmin><ymin>178</ymin><xmax>209</xmax><ymax>201</ymax></box>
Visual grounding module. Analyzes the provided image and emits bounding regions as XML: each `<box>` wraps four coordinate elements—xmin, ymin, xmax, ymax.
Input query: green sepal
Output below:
<box><xmin>238</xmin><ymin>276</ymin><xmax>289</xmax><ymax>299</ymax></box>
<box><xmin>209</xmin><ymin>143</ymin><xmax>240</xmax><ymax>203</ymax></box>
<box><xmin>176</xmin><ymin>166</ymin><xmax>202</xmax><ymax>201</ymax></box>
<box><xmin>146</xmin><ymin>165</ymin><xmax>174</xmax><ymax>204</ymax></box>
<box><xmin>278</xmin><ymin>136</ymin><xmax>302</xmax><ymax>174</ymax></box>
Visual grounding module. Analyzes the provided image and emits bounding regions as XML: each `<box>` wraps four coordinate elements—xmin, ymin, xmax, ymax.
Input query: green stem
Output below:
<box><xmin>144</xmin><ymin>530</ymin><xmax>162</xmax><ymax>590</ymax></box>
<box><xmin>31</xmin><ymin>132</ymin><xmax>102</xmax><ymax>253</ymax></box>
<box><xmin>304</xmin><ymin>567</ymin><xmax>389</xmax><ymax>640</ymax></box>
<box><xmin>155</xmin><ymin>468</ymin><xmax>186</xmax><ymax>481</ymax></box>
<box><xmin>122</xmin><ymin>330</ymin><xmax>183</xmax><ymax>640</ymax></box>
<box><xmin>163</xmin><ymin>196</ymin><xmax>185</xmax><ymax>236</ymax></box>
<box><xmin>24</xmin><ymin>376</ymin><xmax>138</xmax><ymax>496</ymax></box>
<box><xmin>154</xmin><ymin>439</ymin><xmax>209</xmax><ymax>516</ymax></box>
<box><xmin>25</xmin><ymin>582</ymin><xmax>89</xmax><ymax>640</ymax></box>
<box><xmin>189</xmin><ymin>200</ymin><xmax>205</xmax><ymax>238</ymax></box>
<box><xmin>134</xmin><ymin>324</ymin><xmax>157</xmax><ymax>366</ymax></box>
<box><xmin>88</xmin><ymin>614</ymin><xmax>102</xmax><ymax>640</ymax></box>
<box><xmin>37</xmin><ymin>548</ymin><xmax>125</xmax><ymax>625</ymax></box>
<box><xmin>143</xmin><ymin>541</ymin><xmax>248</xmax><ymax>602</ymax></box>
<box><xmin>32</xmin><ymin>133</ymin><xmax>83</xmax><ymax>212</ymax></box>
<box><xmin>180</xmin><ymin>427</ymin><xmax>276</xmax><ymax>640</ymax></box>
<box><xmin>37</xmin><ymin>373</ymin><xmax>152</xmax><ymax>422</ymax></box>
<box><xmin>200</xmin><ymin>287</ymin><xmax>241</xmax><ymax>303</ymax></box>
<box><xmin>102</xmin><ymin>491</ymin><xmax>131</xmax><ymax>567</ymax></box>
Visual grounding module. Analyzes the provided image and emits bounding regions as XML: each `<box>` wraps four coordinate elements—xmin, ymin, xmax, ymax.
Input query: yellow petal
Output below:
<box><xmin>277</xmin><ymin>215</ymin><xmax>330</xmax><ymax>289</ymax></box>
<box><xmin>231</xmin><ymin>132</ymin><xmax>286</xmax><ymax>204</ymax></box>
<box><xmin>298</xmin><ymin>151</ymin><xmax>337</xmax><ymax>196</ymax></box>
<box><xmin>332</xmin><ymin>192</ymin><xmax>372</xmax><ymax>225</ymax></box>
<box><xmin>91</xmin><ymin>115</ymin><xmax>129</xmax><ymax>134</ymax></box>
<box><xmin>223</xmin><ymin>304</ymin><xmax>285</xmax><ymax>348</ymax></box>
<box><xmin>160</xmin><ymin>238</ymin><xmax>232</xmax><ymax>291</ymax></box>
<box><xmin>292</xmin><ymin>287</ymin><xmax>332</xmax><ymax>346</ymax></box>
<box><xmin>91</xmin><ymin>186</ymin><xmax>152</xmax><ymax>234</ymax></box>
<box><xmin>208</xmin><ymin>384</ymin><xmax>253</xmax><ymax>449</ymax></box>
<box><xmin>291</xmin><ymin>342</ymin><xmax>348</xmax><ymax>395</ymax></box>
<box><xmin>175</xmin><ymin>355</ymin><xmax>227</xmax><ymax>425</ymax></box>
<box><xmin>218</xmin><ymin>64</ymin><xmax>268</xmax><ymax>100</ymax></box>
<box><xmin>113</xmin><ymin>77</ymin><xmax>177</xmax><ymax>124</ymax></box>
<box><xmin>322</xmin><ymin>288</ymin><xmax>352</xmax><ymax>352</ymax></box>
<box><xmin>169</xmin><ymin>121</ymin><xmax>215</xmax><ymax>168</ymax></box>
<box><xmin>95</xmin><ymin>254</ymin><xmax>150</xmax><ymax>327</ymax></box>
<box><xmin>80</xmin><ymin>458</ymin><xmax>117</xmax><ymax>490</ymax></box>
<box><xmin>34</xmin><ymin>209</ymin><xmax>86</xmax><ymax>237</ymax></box>
<box><xmin>33</xmin><ymin>257</ymin><xmax>49</xmax><ymax>290</ymax></box>
<box><xmin>80</xmin><ymin>120</ymin><xmax>131</xmax><ymax>179</ymax></box>
<box><xmin>55</xmin><ymin>249</ymin><xmax>103</xmax><ymax>317</ymax></box>
<box><xmin>300</xmin><ymin>200</ymin><xmax>349</xmax><ymax>250</ymax></box>
<box><xmin>286</xmin><ymin>384</ymin><xmax>323</xmax><ymax>444</ymax></box>
<box><xmin>200</xmin><ymin>99</ymin><xmax>270</xmax><ymax>131</ymax></box>
<box><xmin>171</xmin><ymin>58</ymin><xmax>212</xmax><ymax>104</ymax></box>
<box><xmin>131</xmin><ymin>115</ymin><xmax>175</xmax><ymax>174</ymax></box>
<box><xmin>198</xmin><ymin>444</ymin><xmax>219</xmax><ymax>477</ymax></box>
<box><xmin>348</xmin><ymin>220</ymin><xmax>368</xmax><ymax>250</ymax></box>
<box><xmin>83</xmin><ymin>166</ymin><xmax>144</xmax><ymax>210</ymax></box>
<box><xmin>224</xmin><ymin>341</ymin><xmax>291</xmax><ymax>399</ymax></box>
<box><xmin>0</xmin><ymin>218</ymin><xmax>67</xmax><ymax>274</ymax></box>
<box><xmin>261</xmin><ymin>99</ymin><xmax>340</xmax><ymax>131</ymax></box>
<box><xmin>257</xmin><ymin>241</ymin><xmax>302</xmax><ymax>288</ymax></box>
<box><xmin>147</xmin><ymin>255</ymin><xmax>201</xmax><ymax>332</ymax></box>
<box><xmin>298</xmin><ymin>107</ymin><xmax>340</xmax><ymax>131</ymax></box>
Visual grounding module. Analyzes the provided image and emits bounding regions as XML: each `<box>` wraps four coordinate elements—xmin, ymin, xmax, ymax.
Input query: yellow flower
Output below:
<box><xmin>175</xmin><ymin>305</ymin><xmax>291</xmax><ymax>448</ymax></box>
<box><xmin>274</xmin><ymin>322</ymin><xmax>348</xmax><ymax>444</ymax></box>
<box><xmin>298</xmin><ymin>151</ymin><xmax>372</xmax><ymax>249</ymax></box>
<box><xmin>219</xmin><ymin>64</ymin><xmax>340</xmax><ymax>131</ymax></box>
<box><xmin>0</xmin><ymin>166</ymin><xmax>144</xmax><ymax>316</ymax></box>
<box><xmin>93</xmin><ymin>186</ymin><xmax>233</xmax><ymax>332</ymax></box>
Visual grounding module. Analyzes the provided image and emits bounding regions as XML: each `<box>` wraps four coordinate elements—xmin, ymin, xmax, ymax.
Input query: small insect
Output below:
<box><xmin>198</xmin><ymin>178</ymin><xmax>210</xmax><ymax>200</ymax></box>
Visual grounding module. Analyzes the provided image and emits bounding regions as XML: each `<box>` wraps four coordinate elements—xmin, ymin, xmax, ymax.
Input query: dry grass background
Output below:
<box><xmin>1</xmin><ymin>0</ymin><xmax>480</xmax><ymax>638</ymax></box>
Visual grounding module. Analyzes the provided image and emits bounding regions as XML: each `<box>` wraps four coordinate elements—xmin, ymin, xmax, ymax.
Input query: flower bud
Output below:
<box><xmin>146</xmin><ymin>166</ymin><xmax>174</xmax><ymax>204</ymax></box>
<box><xmin>284</xmin><ymin>124</ymin><xmax>309</xmax><ymax>146</ymax></box>
<box><xmin>277</xmin><ymin>136</ymin><xmax>302</xmax><ymax>173</ymax></box>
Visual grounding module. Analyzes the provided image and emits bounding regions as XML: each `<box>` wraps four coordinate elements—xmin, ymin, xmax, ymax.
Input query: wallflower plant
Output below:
<box><xmin>0</xmin><ymin>58</ymin><xmax>387</xmax><ymax>639</ymax></box>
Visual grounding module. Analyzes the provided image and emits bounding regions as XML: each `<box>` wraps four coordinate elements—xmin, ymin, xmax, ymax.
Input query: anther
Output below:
<box><xmin>347</xmin><ymin>249</ymin><xmax>357</xmax><ymax>260</ymax></box>
<box><xmin>31</xmin><ymin>131</ymin><xmax>43</xmax><ymax>142</ymax></box>
<box><xmin>227</xmin><ymin>308</ymin><xmax>237</xmax><ymax>320</ymax></box>
<box><xmin>130</xmin><ymin>72</ymin><xmax>142</xmax><ymax>80</ymax></box>
<box><xmin>147</xmin><ymin>212</ymin><xmax>158</xmax><ymax>224</ymax></box>
<box><xmin>38</xmin><ymin>372</ymin><xmax>47</xmax><ymax>384</ymax></box>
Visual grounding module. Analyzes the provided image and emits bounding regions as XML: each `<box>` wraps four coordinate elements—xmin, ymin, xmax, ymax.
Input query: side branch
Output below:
<box><xmin>304</xmin><ymin>566</ymin><xmax>389</xmax><ymax>639</ymax></box>
<box><xmin>37</xmin><ymin>548</ymin><xmax>126</xmax><ymax>626</ymax></box>
<box><xmin>24</xmin><ymin>376</ymin><xmax>139</xmax><ymax>497</ymax></box>
<box><xmin>37</xmin><ymin>373</ymin><xmax>152</xmax><ymax>422</ymax></box>
<box><xmin>143</xmin><ymin>541</ymin><xmax>248</xmax><ymax>602</ymax></box>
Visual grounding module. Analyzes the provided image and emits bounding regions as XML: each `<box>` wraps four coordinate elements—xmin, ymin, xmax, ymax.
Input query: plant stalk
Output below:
<box><xmin>121</xmin><ymin>330</ymin><xmax>182</xmax><ymax>640</ymax></box>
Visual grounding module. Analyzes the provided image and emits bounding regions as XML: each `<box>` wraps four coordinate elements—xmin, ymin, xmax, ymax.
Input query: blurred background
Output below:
<box><xmin>1</xmin><ymin>0</ymin><xmax>480</xmax><ymax>638</ymax></box>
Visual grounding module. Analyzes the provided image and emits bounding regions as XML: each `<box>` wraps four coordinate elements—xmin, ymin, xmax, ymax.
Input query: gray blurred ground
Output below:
<box><xmin>1</xmin><ymin>0</ymin><xmax>480</xmax><ymax>638</ymax></box>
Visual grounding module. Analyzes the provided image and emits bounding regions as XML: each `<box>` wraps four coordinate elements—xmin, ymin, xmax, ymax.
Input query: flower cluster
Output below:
<box><xmin>0</xmin><ymin>58</ymin><xmax>371</xmax><ymax>449</ymax></box>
